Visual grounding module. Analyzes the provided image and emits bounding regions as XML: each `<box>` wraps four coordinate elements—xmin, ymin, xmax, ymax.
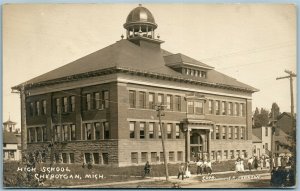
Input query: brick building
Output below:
<box><xmin>12</xmin><ymin>5</ymin><xmax>258</xmax><ymax>166</ymax></box>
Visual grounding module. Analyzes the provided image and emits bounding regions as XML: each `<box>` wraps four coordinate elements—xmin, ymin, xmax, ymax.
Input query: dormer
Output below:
<box><xmin>163</xmin><ymin>53</ymin><xmax>214</xmax><ymax>79</ymax></box>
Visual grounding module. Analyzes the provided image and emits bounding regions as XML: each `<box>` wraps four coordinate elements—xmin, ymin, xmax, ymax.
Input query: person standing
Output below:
<box><xmin>196</xmin><ymin>159</ymin><xmax>203</xmax><ymax>175</ymax></box>
<box><xmin>177</xmin><ymin>163</ymin><xmax>185</xmax><ymax>180</ymax></box>
<box><xmin>206</xmin><ymin>160</ymin><xmax>212</xmax><ymax>175</ymax></box>
<box><xmin>253</xmin><ymin>157</ymin><xmax>259</xmax><ymax>170</ymax></box>
<box><xmin>247</xmin><ymin>157</ymin><xmax>253</xmax><ymax>171</ymax></box>
<box><xmin>185</xmin><ymin>161</ymin><xmax>191</xmax><ymax>178</ymax></box>
<box><xmin>143</xmin><ymin>161</ymin><xmax>151</xmax><ymax>177</ymax></box>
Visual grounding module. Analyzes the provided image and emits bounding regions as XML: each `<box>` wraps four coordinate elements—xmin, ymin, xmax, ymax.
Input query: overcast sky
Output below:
<box><xmin>3</xmin><ymin>4</ymin><xmax>296</xmax><ymax>129</ymax></box>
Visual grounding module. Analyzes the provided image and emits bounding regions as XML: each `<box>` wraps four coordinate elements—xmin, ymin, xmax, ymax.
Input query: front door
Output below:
<box><xmin>190</xmin><ymin>132</ymin><xmax>203</xmax><ymax>161</ymax></box>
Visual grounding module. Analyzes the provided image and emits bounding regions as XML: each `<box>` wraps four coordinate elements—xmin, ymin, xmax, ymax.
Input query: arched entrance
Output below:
<box><xmin>190</xmin><ymin>132</ymin><xmax>204</xmax><ymax>161</ymax></box>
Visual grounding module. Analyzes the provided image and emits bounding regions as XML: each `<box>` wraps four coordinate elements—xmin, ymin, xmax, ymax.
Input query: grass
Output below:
<box><xmin>3</xmin><ymin>159</ymin><xmax>261</xmax><ymax>187</ymax></box>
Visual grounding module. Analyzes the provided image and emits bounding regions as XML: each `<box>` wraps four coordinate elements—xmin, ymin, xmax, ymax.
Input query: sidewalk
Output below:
<box><xmin>66</xmin><ymin>169</ymin><xmax>271</xmax><ymax>188</ymax></box>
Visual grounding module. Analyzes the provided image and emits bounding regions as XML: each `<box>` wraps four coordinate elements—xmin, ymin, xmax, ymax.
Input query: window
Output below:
<box><xmin>240</xmin><ymin>127</ymin><xmax>245</xmax><ymax>139</ymax></box>
<box><xmin>187</xmin><ymin>101</ymin><xmax>194</xmax><ymax>114</ymax></box>
<box><xmin>54</xmin><ymin>125</ymin><xmax>61</xmax><ymax>142</ymax></box>
<box><xmin>228</xmin><ymin>102</ymin><xmax>233</xmax><ymax>115</ymax></box>
<box><xmin>158</xmin><ymin>124</ymin><xmax>162</xmax><ymax>139</ymax></box>
<box><xmin>102</xmin><ymin>153</ymin><xmax>109</xmax><ymax>164</ymax></box>
<box><xmin>167</xmin><ymin>124</ymin><xmax>172</xmax><ymax>139</ymax></box>
<box><xmin>208</xmin><ymin>100</ymin><xmax>213</xmax><ymax>114</ymax></box>
<box><xmin>69</xmin><ymin>153</ymin><xmax>75</xmax><ymax>163</ymax></box>
<box><xmin>42</xmin><ymin>100</ymin><xmax>46</xmax><ymax>115</ymax></box>
<box><xmin>139</xmin><ymin>92</ymin><xmax>146</xmax><ymax>109</ymax></box>
<box><xmin>36</xmin><ymin>101</ymin><xmax>40</xmax><ymax>115</ymax></box>
<box><xmin>230</xmin><ymin>150</ymin><xmax>234</xmax><ymax>159</ymax></box>
<box><xmin>169</xmin><ymin>152</ymin><xmax>175</xmax><ymax>162</ymax></box>
<box><xmin>86</xmin><ymin>123</ymin><xmax>92</xmax><ymax>140</ymax></box>
<box><xmin>160</xmin><ymin>152</ymin><xmax>164</xmax><ymax>162</ymax></box>
<box><xmin>55</xmin><ymin>153</ymin><xmax>61</xmax><ymax>163</ymax></box>
<box><xmin>129</xmin><ymin>91</ymin><xmax>136</xmax><ymax>108</ymax></box>
<box><xmin>215</xmin><ymin>126</ymin><xmax>220</xmax><ymax>139</ymax></box>
<box><xmin>42</xmin><ymin>126</ymin><xmax>47</xmax><ymax>141</ymax></box>
<box><xmin>140</xmin><ymin>122</ymin><xmax>145</xmax><ymax>139</ymax></box>
<box><xmin>131</xmin><ymin>152</ymin><xmax>138</xmax><ymax>164</ymax></box>
<box><xmin>177</xmin><ymin>151</ymin><xmax>183</xmax><ymax>161</ymax></box>
<box><xmin>234</xmin><ymin>127</ymin><xmax>238</xmax><ymax>139</ymax></box>
<box><xmin>93</xmin><ymin>153</ymin><xmax>100</xmax><ymax>164</ymax></box>
<box><xmin>174</xmin><ymin>96</ymin><xmax>181</xmax><ymax>111</ymax></box>
<box><xmin>94</xmin><ymin>93</ymin><xmax>101</xmax><ymax>109</ymax></box>
<box><xmin>166</xmin><ymin>95</ymin><xmax>172</xmax><ymax>110</ymax></box>
<box><xmin>236</xmin><ymin>150</ymin><xmax>240</xmax><ymax>158</ymax></box>
<box><xmin>265</xmin><ymin>127</ymin><xmax>268</xmax><ymax>136</ymax></box>
<box><xmin>148</xmin><ymin>93</ymin><xmax>155</xmax><ymax>109</ymax></box>
<box><xmin>103</xmin><ymin>90</ymin><xmax>109</xmax><ymax>108</ymax></box>
<box><xmin>141</xmin><ymin>152</ymin><xmax>147</xmax><ymax>163</ymax></box>
<box><xmin>130</xmin><ymin>122</ymin><xmax>135</xmax><ymax>138</ymax></box>
<box><xmin>211</xmin><ymin>151</ymin><xmax>215</xmax><ymax>160</ymax></box>
<box><xmin>222</xmin><ymin>101</ymin><xmax>226</xmax><ymax>115</ymax></box>
<box><xmin>201</xmin><ymin>71</ymin><xmax>207</xmax><ymax>78</ymax></box>
<box><xmin>195</xmin><ymin>101</ymin><xmax>204</xmax><ymax>114</ymax></box>
<box><xmin>84</xmin><ymin>153</ymin><xmax>92</xmax><ymax>163</ymax></box>
<box><xmin>104</xmin><ymin>122</ymin><xmax>109</xmax><ymax>139</ymax></box>
<box><xmin>149</xmin><ymin>123</ymin><xmax>154</xmax><ymax>139</ymax></box>
<box><xmin>234</xmin><ymin>103</ymin><xmax>239</xmax><ymax>116</ymax></box>
<box><xmin>29</xmin><ymin>102</ymin><xmax>34</xmax><ymax>116</ymax></box>
<box><xmin>86</xmin><ymin>94</ymin><xmax>91</xmax><ymax>110</ymax></box>
<box><xmin>228</xmin><ymin>126</ymin><xmax>232</xmax><ymax>139</ymax></box>
<box><xmin>70</xmin><ymin>124</ymin><xmax>76</xmax><ymax>140</ymax></box>
<box><xmin>265</xmin><ymin>143</ymin><xmax>268</xmax><ymax>150</ymax></box>
<box><xmin>222</xmin><ymin>126</ymin><xmax>226</xmax><ymax>139</ymax></box>
<box><xmin>240</xmin><ymin>103</ymin><xmax>245</xmax><ymax>116</ymax></box>
<box><xmin>63</xmin><ymin>97</ymin><xmax>68</xmax><ymax>112</ymax></box>
<box><xmin>191</xmin><ymin>69</ymin><xmax>194</xmax><ymax>76</ymax></box>
<box><xmin>175</xmin><ymin>124</ymin><xmax>180</xmax><ymax>139</ymax></box>
<box><xmin>224</xmin><ymin>150</ymin><xmax>228</xmax><ymax>159</ymax></box>
<box><xmin>36</xmin><ymin>127</ymin><xmax>42</xmax><ymax>142</ymax></box>
<box><xmin>95</xmin><ymin>123</ymin><xmax>101</xmax><ymax>140</ymax></box>
<box><xmin>215</xmin><ymin>101</ymin><xmax>220</xmax><ymax>115</ymax></box>
<box><xmin>70</xmin><ymin>96</ymin><xmax>75</xmax><ymax>112</ymax></box>
<box><xmin>55</xmin><ymin>98</ymin><xmax>61</xmax><ymax>114</ymax></box>
<box><xmin>151</xmin><ymin>152</ymin><xmax>157</xmax><ymax>162</ymax></box>
<box><xmin>62</xmin><ymin>125</ymin><xmax>68</xmax><ymax>141</ymax></box>
<box><xmin>157</xmin><ymin>94</ymin><xmax>164</xmax><ymax>105</ymax></box>
<box><xmin>62</xmin><ymin>153</ymin><xmax>68</xmax><ymax>163</ymax></box>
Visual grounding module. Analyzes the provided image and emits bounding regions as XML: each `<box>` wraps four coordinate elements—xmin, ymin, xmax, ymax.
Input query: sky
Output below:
<box><xmin>3</xmin><ymin>4</ymin><xmax>296</xmax><ymax>129</ymax></box>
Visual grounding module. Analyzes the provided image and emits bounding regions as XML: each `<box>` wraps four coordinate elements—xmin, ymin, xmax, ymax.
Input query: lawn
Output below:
<box><xmin>3</xmin><ymin>159</ymin><xmax>261</xmax><ymax>188</ymax></box>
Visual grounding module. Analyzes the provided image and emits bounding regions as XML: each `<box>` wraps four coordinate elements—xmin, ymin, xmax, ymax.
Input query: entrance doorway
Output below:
<box><xmin>190</xmin><ymin>132</ymin><xmax>203</xmax><ymax>161</ymax></box>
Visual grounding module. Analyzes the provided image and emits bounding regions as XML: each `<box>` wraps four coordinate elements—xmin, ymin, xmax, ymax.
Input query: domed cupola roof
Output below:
<box><xmin>125</xmin><ymin>5</ymin><xmax>157</xmax><ymax>29</ymax></box>
<box><xmin>124</xmin><ymin>4</ymin><xmax>157</xmax><ymax>31</ymax></box>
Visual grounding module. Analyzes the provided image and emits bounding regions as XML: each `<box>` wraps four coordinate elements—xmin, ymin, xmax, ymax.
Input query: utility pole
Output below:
<box><xmin>12</xmin><ymin>84</ymin><xmax>27</xmax><ymax>161</ymax></box>
<box><xmin>156</xmin><ymin>104</ymin><xmax>169</xmax><ymax>181</ymax></box>
<box><xmin>276</xmin><ymin>70</ymin><xmax>296</xmax><ymax>129</ymax></box>
<box><xmin>276</xmin><ymin>70</ymin><xmax>296</xmax><ymax>179</ymax></box>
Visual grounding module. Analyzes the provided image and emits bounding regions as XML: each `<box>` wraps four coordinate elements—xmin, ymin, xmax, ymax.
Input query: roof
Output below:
<box><xmin>252</xmin><ymin>127</ymin><xmax>262</xmax><ymax>139</ymax></box>
<box><xmin>3</xmin><ymin>131</ymin><xmax>18</xmax><ymax>144</ymax></box>
<box><xmin>164</xmin><ymin>53</ymin><xmax>214</xmax><ymax>70</ymax></box>
<box><xmin>126</xmin><ymin>5</ymin><xmax>156</xmax><ymax>24</ymax></box>
<box><xmin>3</xmin><ymin>119</ymin><xmax>16</xmax><ymax>125</ymax></box>
<box><xmin>252</xmin><ymin>134</ymin><xmax>262</xmax><ymax>143</ymax></box>
<box><xmin>13</xmin><ymin>39</ymin><xmax>258</xmax><ymax>93</ymax></box>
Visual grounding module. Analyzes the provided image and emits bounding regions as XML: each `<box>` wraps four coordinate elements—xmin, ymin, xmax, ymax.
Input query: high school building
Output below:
<box><xmin>12</xmin><ymin>5</ymin><xmax>258</xmax><ymax>167</ymax></box>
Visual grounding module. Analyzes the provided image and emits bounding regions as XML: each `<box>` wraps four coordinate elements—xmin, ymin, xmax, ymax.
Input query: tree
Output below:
<box><xmin>270</xmin><ymin>102</ymin><xmax>281</xmax><ymax>120</ymax></box>
<box><xmin>253</xmin><ymin>108</ymin><xmax>269</xmax><ymax>127</ymax></box>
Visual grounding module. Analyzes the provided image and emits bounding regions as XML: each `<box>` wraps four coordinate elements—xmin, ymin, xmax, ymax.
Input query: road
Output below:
<box><xmin>181</xmin><ymin>175</ymin><xmax>272</xmax><ymax>188</ymax></box>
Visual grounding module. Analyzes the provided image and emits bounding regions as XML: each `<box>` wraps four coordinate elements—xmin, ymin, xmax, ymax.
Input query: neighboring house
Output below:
<box><xmin>11</xmin><ymin>5</ymin><xmax>258</xmax><ymax>166</ymax></box>
<box><xmin>273</xmin><ymin>112</ymin><xmax>295</xmax><ymax>156</ymax></box>
<box><xmin>252</xmin><ymin>126</ymin><xmax>272</xmax><ymax>157</ymax></box>
<box><xmin>3</xmin><ymin>117</ymin><xmax>19</xmax><ymax>133</ymax></box>
<box><xmin>252</xmin><ymin>134</ymin><xmax>263</xmax><ymax>157</ymax></box>
<box><xmin>3</xmin><ymin>131</ymin><xmax>21</xmax><ymax>161</ymax></box>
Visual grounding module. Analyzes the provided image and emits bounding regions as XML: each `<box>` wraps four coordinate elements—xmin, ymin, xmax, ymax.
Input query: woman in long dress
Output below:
<box><xmin>235</xmin><ymin>159</ymin><xmax>241</xmax><ymax>172</ymax></box>
<box><xmin>185</xmin><ymin>162</ymin><xmax>191</xmax><ymax>178</ymax></box>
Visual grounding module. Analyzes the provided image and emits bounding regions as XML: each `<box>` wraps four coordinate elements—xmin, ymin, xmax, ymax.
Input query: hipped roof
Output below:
<box><xmin>13</xmin><ymin>39</ymin><xmax>258</xmax><ymax>93</ymax></box>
